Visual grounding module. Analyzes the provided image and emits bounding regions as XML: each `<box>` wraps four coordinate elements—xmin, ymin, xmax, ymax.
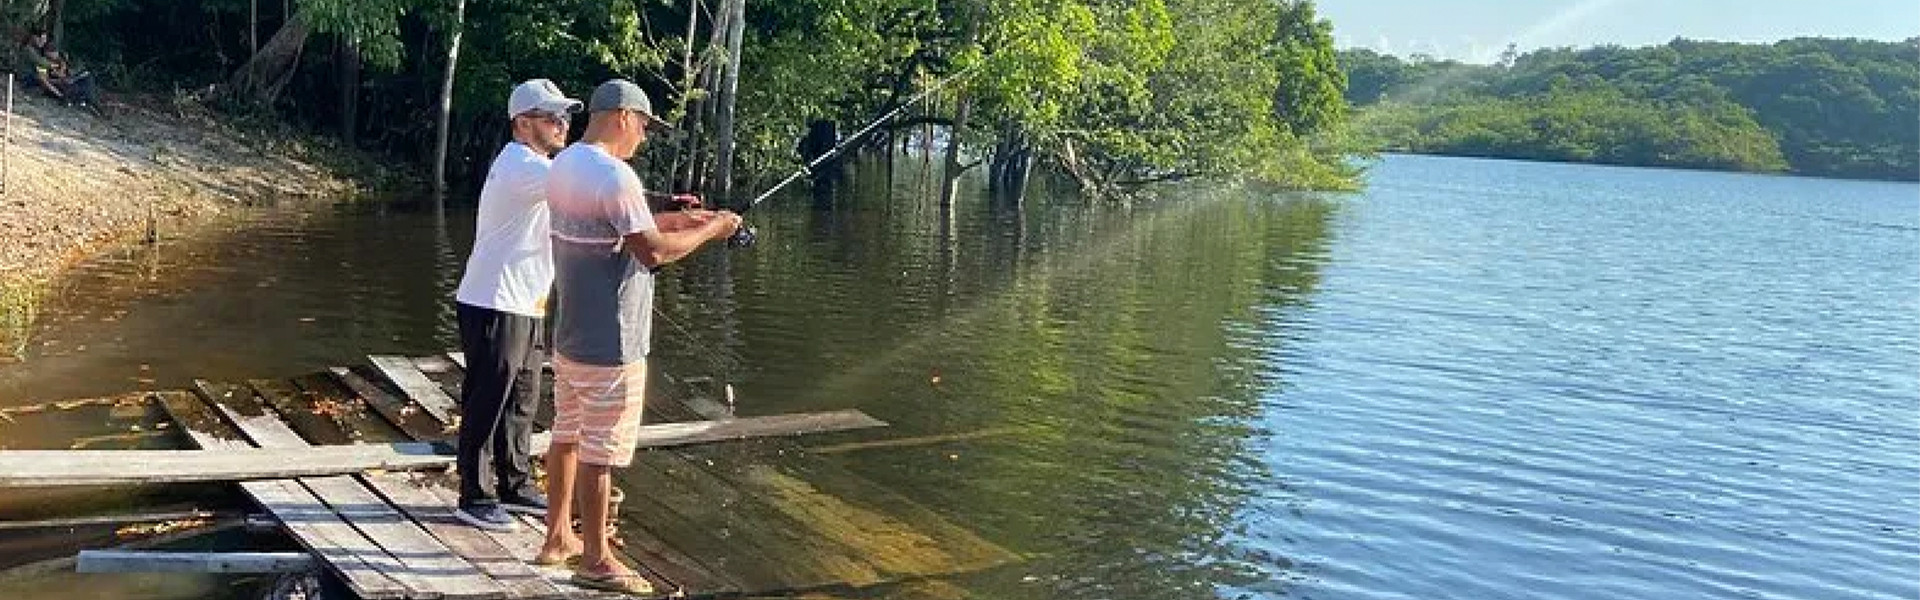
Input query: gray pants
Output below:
<box><xmin>454</xmin><ymin>302</ymin><xmax>542</xmax><ymax>506</ymax></box>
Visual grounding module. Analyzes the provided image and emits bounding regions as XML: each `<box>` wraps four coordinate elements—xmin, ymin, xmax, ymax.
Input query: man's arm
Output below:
<box><xmin>621</xmin><ymin>212</ymin><xmax>740</xmax><ymax>269</ymax></box>
<box><xmin>33</xmin><ymin>66</ymin><xmax>61</xmax><ymax>97</ymax></box>
<box><xmin>653</xmin><ymin>209</ymin><xmax>719</xmax><ymax>233</ymax></box>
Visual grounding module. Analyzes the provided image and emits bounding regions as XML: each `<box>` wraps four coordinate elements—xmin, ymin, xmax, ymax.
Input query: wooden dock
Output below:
<box><xmin>5</xmin><ymin>354</ymin><xmax>1020</xmax><ymax>599</ymax></box>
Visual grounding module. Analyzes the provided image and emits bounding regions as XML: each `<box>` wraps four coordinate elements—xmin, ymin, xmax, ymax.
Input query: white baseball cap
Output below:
<box><xmin>506</xmin><ymin>79</ymin><xmax>582</xmax><ymax>119</ymax></box>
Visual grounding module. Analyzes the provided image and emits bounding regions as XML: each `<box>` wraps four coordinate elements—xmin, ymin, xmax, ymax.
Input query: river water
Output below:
<box><xmin>1</xmin><ymin>154</ymin><xmax>1915</xmax><ymax>599</ymax></box>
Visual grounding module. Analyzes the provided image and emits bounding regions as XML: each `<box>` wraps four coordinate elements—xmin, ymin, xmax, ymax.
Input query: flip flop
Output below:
<box><xmin>571</xmin><ymin>570</ymin><xmax>655</xmax><ymax>595</ymax></box>
<box><xmin>531</xmin><ymin>553</ymin><xmax>579</xmax><ymax>567</ymax></box>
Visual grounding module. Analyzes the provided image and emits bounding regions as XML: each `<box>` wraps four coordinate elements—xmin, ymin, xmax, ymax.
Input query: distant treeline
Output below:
<box><xmin>1339</xmin><ymin>38</ymin><xmax>1920</xmax><ymax>180</ymax></box>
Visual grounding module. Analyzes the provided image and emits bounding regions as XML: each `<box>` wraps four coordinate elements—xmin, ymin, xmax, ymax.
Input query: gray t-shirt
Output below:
<box><xmin>546</xmin><ymin>143</ymin><xmax>658</xmax><ymax>366</ymax></box>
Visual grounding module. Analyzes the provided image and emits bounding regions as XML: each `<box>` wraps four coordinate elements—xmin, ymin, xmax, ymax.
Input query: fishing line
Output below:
<box><xmin>723</xmin><ymin>61</ymin><xmax>985</xmax><ymax>248</ymax></box>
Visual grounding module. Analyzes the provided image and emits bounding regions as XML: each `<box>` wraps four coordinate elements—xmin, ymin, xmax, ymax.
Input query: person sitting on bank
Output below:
<box><xmin>17</xmin><ymin>31</ymin><xmax>99</xmax><ymax>111</ymax></box>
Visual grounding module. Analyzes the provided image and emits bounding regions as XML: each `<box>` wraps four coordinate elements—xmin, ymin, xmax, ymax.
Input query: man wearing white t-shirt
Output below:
<box><xmin>450</xmin><ymin>79</ymin><xmax>581</xmax><ymax>532</ymax></box>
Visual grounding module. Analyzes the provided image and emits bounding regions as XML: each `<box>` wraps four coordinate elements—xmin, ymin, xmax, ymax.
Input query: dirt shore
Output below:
<box><xmin>0</xmin><ymin>89</ymin><xmax>373</xmax><ymax>356</ymax></box>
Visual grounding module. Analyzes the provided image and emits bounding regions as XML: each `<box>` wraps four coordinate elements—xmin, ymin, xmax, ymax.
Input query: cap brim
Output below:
<box><xmin>545</xmin><ymin>99</ymin><xmax>585</xmax><ymax>114</ymax></box>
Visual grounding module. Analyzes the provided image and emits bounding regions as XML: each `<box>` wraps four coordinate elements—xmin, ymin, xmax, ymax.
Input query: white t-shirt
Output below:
<box><xmin>455</xmin><ymin>143</ymin><xmax>555</xmax><ymax>317</ymax></box>
<box><xmin>547</xmin><ymin>143</ymin><xmax>659</xmax><ymax>365</ymax></box>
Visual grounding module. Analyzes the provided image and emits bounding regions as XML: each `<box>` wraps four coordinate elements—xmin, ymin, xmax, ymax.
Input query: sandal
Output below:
<box><xmin>571</xmin><ymin>569</ymin><xmax>655</xmax><ymax>595</ymax></box>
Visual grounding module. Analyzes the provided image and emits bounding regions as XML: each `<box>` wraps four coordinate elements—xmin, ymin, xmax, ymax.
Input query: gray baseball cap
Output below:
<box><xmin>588</xmin><ymin>79</ymin><xmax>672</xmax><ymax>130</ymax></box>
<box><xmin>506</xmin><ymin>79</ymin><xmax>581</xmax><ymax>118</ymax></box>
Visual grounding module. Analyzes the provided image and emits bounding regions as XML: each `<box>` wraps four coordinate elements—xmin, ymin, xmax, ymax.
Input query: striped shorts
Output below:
<box><xmin>550</xmin><ymin>355</ymin><xmax>648</xmax><ymax>467</ymax></box>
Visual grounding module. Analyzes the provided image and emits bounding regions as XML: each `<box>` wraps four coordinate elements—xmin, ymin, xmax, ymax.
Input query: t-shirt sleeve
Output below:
<box><xmin>514</xmin><ymin>156</ymin><xmax>548</xmax><ymax>207</ymax></box>
<box><xmin>604</xmin><ymin>166</ymin><xmax>657</xmax><ymax>236</ymax></box>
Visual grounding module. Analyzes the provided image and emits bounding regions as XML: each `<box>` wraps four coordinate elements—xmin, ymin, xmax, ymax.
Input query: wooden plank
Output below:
<box><xmin>634</xmin><ymin>450</ymin><xmax>885</xmax><ymax>589</ymax></box>
<box><xmin>332</xmin><ymin>366</ymin><xmax>454</xmax><ymax>441</ymax></box>
<box><xmin>360</xmin><ymin>371</ymin><xmax>721</xmax><ymax>600</ymax></box>
<box><xmin>403</xmin><ymin>449</ymin><xmax>699</xmax><ymax>600</ymax></box>
<box><xmin>521</xmin><ymin>411</ymin><xmax>884</xmax><ymax>457</ymax></box>
<box><xmin>461</xmin><ymin>488</ymin><xmax>674</xmax><ymax>600</ymax></box>
<box><xmin>777</xmin><ymin>453</ymin><xmax>1021</xmax><ymax>573</ymax></box>
<box><xmin>602</xmin><ymin>465</ymin><xmax>793</xmax><ymax>594</ymax></box>
<box><xmin>414</xmin><ymin>354</ymin><xmax>462</xmax><ymax>375</ymax></box>
<box><xmin>374</xmin><ymin>359</ymin><xmax>886</xmax><ymax>454</ymax></box>
<box><xmin>371</xmin><ymin>471</ymin><xmax>568</xmax><ymax>600</ymax></box>
<box><xmin>410</xmin><ymin>357</ymin><xmax>470</xmax><ymax>415</ymax></box>
<box><xmin>0</xmin><ymin>510</ymin><xmax>227</xmax><ymax>531</ymax></box>
<box><xmin>706</xmin><ymin>446</ymin><xmax>1021</xmax><ymax>577</ymax></box>
<box><xmin>0</xmin><ymin>444</ymin><xmax>452</xmax><ymax>487</ymax></box>
<box><xmin>194</xmin><ymin>380</ymin><xmax>506</xmax><ymax>600</ymax></box>
<box><xmin>291</xmin><ymin>372</ymin><xmax>411</xmax><ymax>442</ymax></box>
<box><xmin>369</xmin><ymin>355</ymin><xmax>459</xmax><ymax>426</ymax></box>
<box><xmin>254</xmin><ymin>379</ymin><xmax>566</xmax><ymax>599</ymax></box>
<box><xmin>412</xmin><ymin>355</ymin><xmax>833</xmax><ymax>596</ymax></box>
<box><xmin>649</xmin><ymin>389</ymin><xmax>1019</xmax><ymax>577</ymax></box>
<box><xmin>77</xmin><ymin>551</ymin><xmax>317</xmax><ymax>574</ymax></box>
<box><xmin>623</xmin><ymin>450</ymin><xmax>872</xmax><ymax>592</ymax></box>
<box><xmin>249</xmin><ymin>379</ymin><xmax>357</xmax><ymax>445</ymax></box>
<box><xmin>153</xmin><ymin>391</ymin><xmax>411</xmax><ymax>600</ymax></box>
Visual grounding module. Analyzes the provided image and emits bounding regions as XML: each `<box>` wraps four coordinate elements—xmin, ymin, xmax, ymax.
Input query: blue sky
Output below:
<box><xmin>1319</xmin><ymin>0</ymin><xmax>1920</xmax><ymax>63</ymax></box>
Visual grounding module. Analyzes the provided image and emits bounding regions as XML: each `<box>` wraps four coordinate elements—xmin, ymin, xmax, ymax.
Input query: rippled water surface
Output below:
<box><xmin>1</xmin><ymin>154</ymin><xmax>1916</xmax><ymax>599</ymax></box>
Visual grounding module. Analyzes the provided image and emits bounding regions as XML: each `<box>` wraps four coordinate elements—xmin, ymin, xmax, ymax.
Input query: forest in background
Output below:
<box><xmin>2</xmin><ymin>0</ymin><xmax>1360</xmax><ymax>203</ymax></box>
<box><xmin>1339</xmin><ymin>38</ymin><xmax>1920</xmax><ymax>180</ymax></box>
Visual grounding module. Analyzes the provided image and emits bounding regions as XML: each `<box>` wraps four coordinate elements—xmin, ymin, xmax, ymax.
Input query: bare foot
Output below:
<box><xmin>533</xmin><ymin>536</ymin><xmax>583</xmax><ymax>566</ymax></box>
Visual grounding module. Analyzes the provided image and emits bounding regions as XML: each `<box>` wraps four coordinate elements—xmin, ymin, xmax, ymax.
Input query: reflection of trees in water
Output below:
<box><xmin>668</xmin><ymin>156</ymin><xmax>1340</xmax><ymax>598</ymax></box>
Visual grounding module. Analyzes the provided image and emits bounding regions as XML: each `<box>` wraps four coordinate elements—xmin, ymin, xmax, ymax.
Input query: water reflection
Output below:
<box><xmin>1</xmin><ymin>156</ymin><xmax>1338</xmax><ymax>599</ymax></box>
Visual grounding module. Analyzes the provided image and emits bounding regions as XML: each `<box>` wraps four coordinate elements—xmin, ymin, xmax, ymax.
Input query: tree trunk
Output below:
<box><xmin>940</xmin><ymin>94</ymin><xmax>972</xmax><ymax>203</ymax></box>
<box><xmin>432</xmin><ymin>0</ymin><xmax>465</xmax><ymax>196</ymax></box>
<box><xmin>228</xmin><ymin>11</ymin><xmax>310</xmax><ymax>105</ymax></box>
<box><xmin>710</xmin><ymin>0</ymin><xmax>745</xmax><ymax>196</ymax></box>
<box><xmin>680</xmin><ymin>4</ymin><xmax>728</xmax><ymax>191</ymax></box>
<box><xmin>988</xmin><ymin>127</ymin><xmax>1031</xmax><ymax>206</ymax></box>
<box><xmin>249</xmin><ymin>0</ymin><xmax>258</xmax><ymax>56</ymax></box>
<box><xmin>47</xmin><ymin>0</ymin><xmax>63</xmax><ymax>48</ymax></box>
<box><xmin>666</xmin><ymin>0</ymin><xmax>698</xmax><ymax>190</ymax></box>
<box><xmin>337</xmin><ymin>38</ymin><xmax>360</xmax><ymax>147</ymax></box>
<box><xmin>680</xmin><ymin>0</ymin><xmax>698</xmax><ymax>87</ymax></box>
<box><xmin>940</xmin><ymin>9</ymin><xmax>980</xmax><ymax>204</ymax></box>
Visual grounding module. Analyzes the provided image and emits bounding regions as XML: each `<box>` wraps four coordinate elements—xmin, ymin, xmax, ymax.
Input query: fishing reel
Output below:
<box><xmin>727</xmin><ymin>223</ymin><xmax>758</xmax><ymax>249</ymax></box>
<box><xmin>659</xmin><ymin>191</ymin><xmax>755</xmax><ymax>249</ymax></box>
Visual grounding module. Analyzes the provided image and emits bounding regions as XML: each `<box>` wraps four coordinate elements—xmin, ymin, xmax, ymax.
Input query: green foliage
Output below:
<box><xmin>1354</xmin><ymin>84</ymin><xmax>1788</xmax><ymax>172</ymax></box>
<box><xmin>44</xmin><ymin>0</ymin><xmax>1362</xmax><ymax>195</ymax></box>
<box><xmin>302</xmin><ymin>0</ymin><xmax>419</xmax><ymax>69</ymax></box>
<box><xmin>1342</xmin><ymin>38</ymin><xmax>1920</xmax><ymax>180</ymax></box>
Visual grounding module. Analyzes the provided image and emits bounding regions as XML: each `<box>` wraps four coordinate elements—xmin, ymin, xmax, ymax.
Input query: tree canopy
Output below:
<box><xmin>10</xmin><ymin>0</ymin><xmax>1362</xmax><ymax>199</ymax></box>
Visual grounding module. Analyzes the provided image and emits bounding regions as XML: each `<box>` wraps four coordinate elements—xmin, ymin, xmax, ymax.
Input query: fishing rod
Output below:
<box><xmin>723</xmin><ymin>61</ymin><xmax>984</xmax><ymax>248</ymax></box>
<box><xmin>645</xmin><ymin>63</ymin><xmax>984</xmax><ymax>410</ymax></box>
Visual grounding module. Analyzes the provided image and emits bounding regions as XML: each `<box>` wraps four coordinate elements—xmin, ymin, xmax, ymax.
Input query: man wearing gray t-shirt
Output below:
<box><xmin>536</xmin><ymin>79</ymin><xmax>739</xmax><ymax>594</ymax></box>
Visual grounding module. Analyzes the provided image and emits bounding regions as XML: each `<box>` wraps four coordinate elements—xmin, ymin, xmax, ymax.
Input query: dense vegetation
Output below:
<box><xmin>2</xmin><ymin>0</ymin><xmax>1360</xmax><ymax>202</ymax></box>
<box><xmin>1340</xmin><ymin>38</ymin><xmax>1920</xmax><ymax>180</ymax></box>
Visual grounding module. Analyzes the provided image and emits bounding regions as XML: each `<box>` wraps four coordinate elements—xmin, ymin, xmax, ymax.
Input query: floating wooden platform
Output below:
<box><xmin>5</xmin><ymin>354</ymin><xmax>1019</xmax><ymax>599</ymax></box>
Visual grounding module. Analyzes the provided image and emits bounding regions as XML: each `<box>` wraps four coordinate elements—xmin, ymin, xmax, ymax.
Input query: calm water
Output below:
<box><xmin>1</xmin><ymin>154</ymin><xmax>1916</xmax><ymax>599</ymax></box>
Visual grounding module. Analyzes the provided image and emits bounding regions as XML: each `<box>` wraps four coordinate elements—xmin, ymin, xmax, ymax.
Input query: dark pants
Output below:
<box><xmin>28</xmin><ymin>73</ymin><xmax>97</xmax><ymax>107</ymax></box>
<box><xmin>57</xmin><ymin>73</ymin><xmax>97</xmax><ymax>106</ymax></box>
<box><xmin>455</xmin><ymin>302</ymin><xmax>542</xmax><ymax>506</ymax></box>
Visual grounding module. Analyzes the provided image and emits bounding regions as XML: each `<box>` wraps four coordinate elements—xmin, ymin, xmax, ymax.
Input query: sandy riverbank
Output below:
<box><xmin>0</xmin><ymin>89</ymin><xmax>387</xmax><ymax>357</ymax></box>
